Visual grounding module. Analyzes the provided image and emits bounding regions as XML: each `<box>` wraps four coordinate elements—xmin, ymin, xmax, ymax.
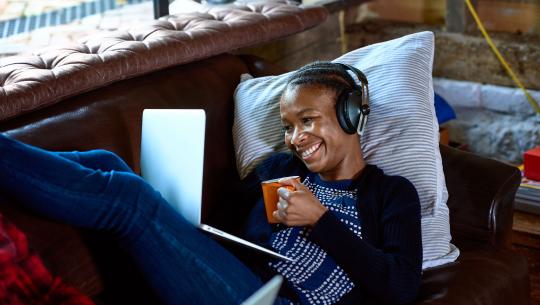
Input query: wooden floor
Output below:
<box><xmin>513</xmin><ymin>211</ymin><xmax>540</xmax><ymax>305</ymax></box>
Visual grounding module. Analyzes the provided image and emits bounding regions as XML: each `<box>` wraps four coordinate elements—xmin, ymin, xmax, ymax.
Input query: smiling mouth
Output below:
<box><xmin>299</xmin><ymin>142</ymin><xmax>322</xmax><ymax>160</ymax></box>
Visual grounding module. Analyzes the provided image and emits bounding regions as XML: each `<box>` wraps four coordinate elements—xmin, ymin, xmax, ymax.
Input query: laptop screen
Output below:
<box><xmin>140</xmin><ymin>109</ymin><xmax>206</xmax><ymax>226</ymax></box>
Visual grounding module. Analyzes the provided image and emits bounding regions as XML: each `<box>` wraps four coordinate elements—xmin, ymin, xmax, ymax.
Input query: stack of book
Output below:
<box><xmin>515</xmin><ymin>165</ymin><xmax>540</xmax><ymax>215</ymax></box>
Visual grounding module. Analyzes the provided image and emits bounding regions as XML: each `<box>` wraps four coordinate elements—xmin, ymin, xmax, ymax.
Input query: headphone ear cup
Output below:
<box><xmin>336</xmin><ymin>91</ymin><xmax>358</xmax><ymax>134</ymax></box>
<box><xmin>334</xmin><ymin>63</ymin><xmax>369</xmax><ymax>135</ymax></box>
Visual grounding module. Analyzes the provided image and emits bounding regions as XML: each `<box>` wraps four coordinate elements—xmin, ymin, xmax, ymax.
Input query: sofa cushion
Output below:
<box><xmin>232</xmin><ymin>31</ymin><xmax>459</xmax><ymax>269</ymax></box>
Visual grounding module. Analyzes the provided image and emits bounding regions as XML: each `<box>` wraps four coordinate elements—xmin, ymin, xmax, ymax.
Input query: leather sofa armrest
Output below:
<box><xmin>440</xmin><ymin>144</ymin><xmax>521</xmax><ymax>249</ymax></box>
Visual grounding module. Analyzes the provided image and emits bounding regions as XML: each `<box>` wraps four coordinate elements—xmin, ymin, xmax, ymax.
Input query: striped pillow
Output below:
<box><xmin>233</xmin><ymin>31</ymin><xmax>459</xmax><ymax>269</ymax></box>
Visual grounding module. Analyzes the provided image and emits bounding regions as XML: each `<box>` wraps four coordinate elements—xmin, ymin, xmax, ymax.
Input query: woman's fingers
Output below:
<box><xmin>272</xmin><ymin>209</ymin><xmax>306</xmax><ymax>227</ymax></box>
<box><xmin>277</xmin><ymin>186</ymin><xmax>291</xmax><ymax>200</ymax></box>
<box><xmin>273</xmin><ymin>210</ymin><xmax>286</xmax><ymax>222</ymax></box>
<box><xmin>278</xmin><ymin>176</ymin><xmax>305</xmax><ymax>191</ymax></box>
<box><xmin>273</xmin><ymin>177</ymin><xmax>325</xmax><ymax>226</ymax></box>
<box><xmin>277</xmin><ymin>183</ymin><xmax>307</xmax><ymax>201</ymax></box>
<box><xmin>277</xmin><ymin>197</ymin><xmax>288</xmax><ymax>210</ymax></box>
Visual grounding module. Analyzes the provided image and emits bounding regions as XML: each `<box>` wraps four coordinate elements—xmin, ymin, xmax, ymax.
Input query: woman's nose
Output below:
<box><xmin>290</xmin><ymin>128</ymin><xmax>305</xmax><ymax>145</ymax></box>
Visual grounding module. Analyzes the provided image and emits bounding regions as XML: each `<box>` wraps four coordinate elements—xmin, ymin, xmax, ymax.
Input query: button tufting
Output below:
<box><xmin>0</xmin><ymin>3</ymin><xmax>327</xmax><ymax>122</ymax></box>
<box><xmin>77</xmin><ymin>46</ymin><xmax>93</xmax><ymax>54</ymax></box>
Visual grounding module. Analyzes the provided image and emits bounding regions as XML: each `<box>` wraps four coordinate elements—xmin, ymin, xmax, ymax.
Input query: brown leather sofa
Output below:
<box><xmin>0</xmin><ymin>2</ymin><xmax>530</xmax><ymax>304</ymax></box>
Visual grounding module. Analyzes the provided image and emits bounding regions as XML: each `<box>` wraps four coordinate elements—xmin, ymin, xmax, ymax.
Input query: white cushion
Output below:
<box><xmin>232</xmin><ymin>31</ymin><xmax>459</xmax><ymax>269</ymax></box>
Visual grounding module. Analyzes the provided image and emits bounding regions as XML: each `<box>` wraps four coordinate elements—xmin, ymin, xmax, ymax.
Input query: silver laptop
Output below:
<box><xmin>241</xmin><ymin>275</ymin><xmax>283</xmax><ymax>305</ymax></box>
<box><xmin>140</xmin><ymin>109</ymin><xmax>294</xmax><ymax>263</ymax></box>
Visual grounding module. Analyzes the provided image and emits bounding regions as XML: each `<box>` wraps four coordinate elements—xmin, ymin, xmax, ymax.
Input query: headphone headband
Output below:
<box><xmin>335</xmin><ymin>63</ymin><xmax>368</xmax><ymax>87</ymax></box>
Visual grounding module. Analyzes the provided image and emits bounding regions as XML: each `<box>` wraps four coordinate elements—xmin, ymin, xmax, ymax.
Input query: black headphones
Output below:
<box><xmin>334</xmin><ymin>63</ymin><xmax>370</xmax><ymax>135</ymax></box>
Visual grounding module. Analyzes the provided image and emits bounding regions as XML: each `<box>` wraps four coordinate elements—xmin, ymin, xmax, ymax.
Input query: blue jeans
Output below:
<box><xmin>0</xmin><ymin>133</ymin><xmax>269</xmax><ymax>305</ymax></box>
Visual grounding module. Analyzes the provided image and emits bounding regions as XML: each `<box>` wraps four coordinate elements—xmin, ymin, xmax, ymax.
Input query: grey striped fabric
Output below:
<box><xmin>232</xmin><ymin>31</ymin><xmax>459</xmax><ymax>269</ymax></box>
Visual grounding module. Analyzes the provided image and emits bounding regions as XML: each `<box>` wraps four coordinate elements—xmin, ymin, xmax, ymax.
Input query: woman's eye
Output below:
<box><xmin>282</xmin><ymin>125</ymin><xmax>292</xmax><ymax>133</ymax></box>
<box><xmin>302</xmin><ymin>118</ymin><xmax>313</xmax><ymax>125</ymax></box>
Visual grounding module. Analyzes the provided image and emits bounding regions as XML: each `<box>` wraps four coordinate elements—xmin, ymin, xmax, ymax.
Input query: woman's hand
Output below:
<box><xmin>272</xmin><ymin>177</ymin><xmax>327</xmax><ymax>226</ymax></box>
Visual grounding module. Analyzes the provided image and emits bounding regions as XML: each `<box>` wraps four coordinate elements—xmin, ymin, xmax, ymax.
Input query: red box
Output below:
<box><xmin>524</xmin><ymin>146</ymin><xmax>540</xmax><ymax>181</ymax></box>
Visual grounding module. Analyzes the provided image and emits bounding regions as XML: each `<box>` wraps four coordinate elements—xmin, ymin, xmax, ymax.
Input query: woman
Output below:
<box><xmin>0</xmin><ymin>61</ymin><xmax>422</xmax><ymax>305</ymax></box>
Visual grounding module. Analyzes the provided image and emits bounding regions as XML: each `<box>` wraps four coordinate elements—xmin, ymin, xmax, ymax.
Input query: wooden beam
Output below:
<box><xmin>535</xmin><ymin>3</ymin><xmax>540</xmax><ymax>33</ymax></box>
<box><xmin>446</xmin><ymin>0</ymin><xmax>478</xmax><ymax>32</ymax></box>
<box><xmin>153</xmin><ymin>0</ymin><xmax>169</xmax><ymax>19</ymax></box>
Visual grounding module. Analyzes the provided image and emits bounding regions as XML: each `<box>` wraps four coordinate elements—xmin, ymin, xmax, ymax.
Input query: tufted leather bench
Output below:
<box><xmin>0</xmin><ymin>1</ymin><xmax>530</xmax><ymax>305</ymax></box>
<box><xmin>0</xmin><ymin>1</ymin><xmax>326</xmax><ymax>122</ymax></box>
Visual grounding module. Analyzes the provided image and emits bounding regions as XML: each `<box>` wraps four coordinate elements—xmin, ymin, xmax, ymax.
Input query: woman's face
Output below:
<box><xmin>280</xmin><ymin>85</ymin><xmax>364</xmax><ymax>180</ymax></box>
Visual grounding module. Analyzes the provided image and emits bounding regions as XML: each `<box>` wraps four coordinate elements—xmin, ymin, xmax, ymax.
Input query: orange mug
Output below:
<box><xmin>261</xmin><ymin>176</ymin><xmax>301</xmax><ymax>223</ymax></box>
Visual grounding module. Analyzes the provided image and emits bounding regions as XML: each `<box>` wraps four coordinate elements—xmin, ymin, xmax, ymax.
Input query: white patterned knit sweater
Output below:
<box><xmin>269</xmin><ymin>173</ymin><xmax>361</xmax><ymax>305</ymax></box>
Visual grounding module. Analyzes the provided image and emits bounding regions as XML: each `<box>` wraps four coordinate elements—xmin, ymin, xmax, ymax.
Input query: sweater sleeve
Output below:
<box><xmin>308</xmin><ymin>176</ymin><xmax>422</xmax><ymax>305</ymax></box>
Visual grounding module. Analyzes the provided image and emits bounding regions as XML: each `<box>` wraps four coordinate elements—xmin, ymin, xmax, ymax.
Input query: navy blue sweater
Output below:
<box><xmin>241</xmin><ymin>153</ymin><xmax>422</xmax><ymax>305</ymax></box>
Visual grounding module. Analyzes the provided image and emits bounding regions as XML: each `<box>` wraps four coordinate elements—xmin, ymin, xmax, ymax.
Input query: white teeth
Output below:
<box><xmin>301</xmin><ymin>143</ymin><xmax>320</xmax><ymax>158</ymax></box>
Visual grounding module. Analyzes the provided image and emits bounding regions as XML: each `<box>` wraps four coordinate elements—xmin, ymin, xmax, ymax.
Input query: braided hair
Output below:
<box><xmin>284</xmin><ymin>61</ymin><xmax>358</xmax><ymax>101</ymax></box>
